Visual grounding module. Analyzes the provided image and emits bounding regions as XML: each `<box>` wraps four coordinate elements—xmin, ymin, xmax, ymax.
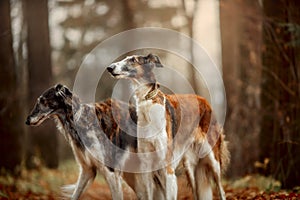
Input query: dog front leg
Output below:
<box><xmin>155</xmin><ymin>168</ymin><xmax>177</xmax><ymax>200</ymax></box>
<box><xmin>165</xmin><ymin>170</ymin><xmax>177</xmax><ymax>200</ymax></box>
<box><xmin>104</xmin><ymin>171</ymin><xmax>124</xmax><ymax>200</ymax></box>
<box><xmin>71</xmin><ymin>167</ymin><xmax>96</xmax><ymax>200</ymax></box>
<box><xmin>143</xmin><ymin>173</ymin><xmax>154</xmax><ymax>200</ymax></box>
<box><xmin>134</xmin><ymin>173</ymin><xmax>154</xmax><ymax>200</ymax></box>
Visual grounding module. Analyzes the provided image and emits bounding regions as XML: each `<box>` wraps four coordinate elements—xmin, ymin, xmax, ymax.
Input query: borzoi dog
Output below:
<box><xmin>107</xmin><ymin>54</ymin><xmax>230</xmax><ymax>200</ymax></box>
<box><xmin>108</xmin><ymin>56</ymin><xmax>178</xmax><ymax>200</ymax></box>
<box><xmin>26</xmin><ymin>84</ymin><xmax>139</xmax><ymax>200</ymax></box>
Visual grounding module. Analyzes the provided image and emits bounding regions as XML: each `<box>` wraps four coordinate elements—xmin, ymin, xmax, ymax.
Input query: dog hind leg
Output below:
<box><xmin>183</xmin><ymin>158</ymin><xmax>197</xmax><ymax>199</ymax></box>
<box><xmin>195</xmin><ymin>160</ymin><xmax>213</xmax><ymax>200</ymax></box>
<box><xmin>207</xmin><ymin>151</ymin><xmax>226</xmax><ymax>200</ymax></box>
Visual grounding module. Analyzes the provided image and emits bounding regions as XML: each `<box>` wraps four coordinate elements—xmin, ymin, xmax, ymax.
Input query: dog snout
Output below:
<box><xmin>25</xmin><ymin>117</ymin><xmax>31</xmax><ymax>125</ymax></box>
<box><xmin>107</xmin><ymin>64</ymin><xmax>115</xmax><ymax>73</ymax></box>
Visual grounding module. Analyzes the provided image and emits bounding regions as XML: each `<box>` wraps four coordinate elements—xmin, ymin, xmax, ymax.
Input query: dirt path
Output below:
<box><xmin>1</xmin><ymin>163</ymin><xmax>299</xmax><ymax>199</ymax></box>
<box><xmin>80</xmin><ymin>176</ymin><xmax>300</xmax><ymax>200</ymax></box>
<box><xmin>1</xmin><ymin>180</ymin><xmax>299</xmax><ymax>200</ymax></box>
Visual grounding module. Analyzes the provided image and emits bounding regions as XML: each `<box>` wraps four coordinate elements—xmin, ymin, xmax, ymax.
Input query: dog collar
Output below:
<box><xmin>145</xmin><ymin>83</ymin><xmax>159</xmax><ymax>100</ymax></box>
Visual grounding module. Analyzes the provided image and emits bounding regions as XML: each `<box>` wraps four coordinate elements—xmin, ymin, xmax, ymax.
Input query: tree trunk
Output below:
<box><xmin>220</xmin><ymin>0</ymin><xmax>262</xmax><ymax>178</ymax></box>
<box><xmin>0</xmin><ymin>0</ymin><xmax>24</xmax><ymax>171</ymax></box>
<box><xmin>23</xmin><ymin>0</ymin><xmax>58</xmax><ymax>168</ymax></box>
<box><xmin>182</xmin><ymin>0</ymin><xmax>198</xmax><ymax>94</ymax></box>
<box><xmin>261</xmin><ymin>0</ymin><xmax>300</xmax><ymax>189</ymax></box>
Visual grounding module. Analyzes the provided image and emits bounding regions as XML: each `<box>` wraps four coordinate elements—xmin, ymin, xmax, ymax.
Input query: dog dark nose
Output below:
<box><xmin>25</xmin><ymin>117</ymin><xmax>30</xmax><ymax>125</ymax></box>
<box><xmin>107</xmin><ymin>65</ymin><xmax>115</xmax><ymax>73</ymax></box>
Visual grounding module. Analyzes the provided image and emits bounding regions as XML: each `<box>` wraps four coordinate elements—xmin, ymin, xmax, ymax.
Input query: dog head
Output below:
<box><xmin>107</xmin><ymin>53</ymin><xmax>162</xmax><ymax>83</ymax></box>
<box><xmin>25</xmin><ymin>84</ymin><xmax>73</xmax><ymax>126</ymax></box>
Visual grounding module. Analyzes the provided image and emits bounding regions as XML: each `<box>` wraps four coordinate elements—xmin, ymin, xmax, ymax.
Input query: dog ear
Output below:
<box><xmin>55</xmin><ymin>84</ymin><xmax>72</xmax><ymax>98</ymax></box>
<box><xmin>146</xmin><ymin>53</ymin><xmax>163</xmax><ymax>68</ymax></box>
<box><xmin>55</xmin><ymin>84</ymin><xmax>63</xmax><ymax>92</ymax></box>
<box><xmin>55</xmin><ymin>84</ymin><xmax>74</xmax><ymax>106</ymax></box>
<box><xmin>55</xmin><ymin>83</ymin><xmax>64</xmax><ymax>96</ymax></box>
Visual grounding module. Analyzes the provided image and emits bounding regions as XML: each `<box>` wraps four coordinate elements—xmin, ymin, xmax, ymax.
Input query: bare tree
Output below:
<box><xmin>180</xmin><ymin>0</ymin><xmax>201</xmax><ymax>94</ymax></box>
<box><xmin>0</xmin><ymin>0</ymin><xmax>24</xmax><ymax>171</ymax></box>
<box><xmin>220</xmin><ymin>0</ymin><xmax>262</xmax><ymax>177</ymax></box>
<box><xmin>23</xmin><ymin>0</ymin><xmax>58</xmax><ymax>168</ymax></box>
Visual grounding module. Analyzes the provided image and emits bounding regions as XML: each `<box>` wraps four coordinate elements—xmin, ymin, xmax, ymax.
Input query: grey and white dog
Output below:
<box><xmin>26</xmin><ymin>84</ymin><xmax>139</xmax><ymax>200</ymax></box>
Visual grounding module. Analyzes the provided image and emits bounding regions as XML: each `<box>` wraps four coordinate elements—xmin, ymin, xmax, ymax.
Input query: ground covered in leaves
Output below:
<box><xmin>0</xmin><ymin>160</ymin><xmax>299</xmax><ymax>200</ymax></box>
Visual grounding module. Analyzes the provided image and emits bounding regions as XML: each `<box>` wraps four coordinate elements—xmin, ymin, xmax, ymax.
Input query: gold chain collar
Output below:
<box><xmin>144</xmin><ymin>83</ymin><xmax>159</xmax><ymax>100</ymax></box>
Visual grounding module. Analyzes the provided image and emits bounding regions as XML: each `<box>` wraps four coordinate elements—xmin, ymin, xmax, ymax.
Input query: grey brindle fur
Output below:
<box><xmin>26</xmin><ymin>84</ymin><xmax>139</xmax><ymax>200</ymax></box>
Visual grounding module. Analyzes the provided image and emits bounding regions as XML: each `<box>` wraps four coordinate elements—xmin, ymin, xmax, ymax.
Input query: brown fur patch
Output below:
<box><xmin>163</xmin><ymin>93</ymin><xmax>229</xmax><ymax>172</ymax></box>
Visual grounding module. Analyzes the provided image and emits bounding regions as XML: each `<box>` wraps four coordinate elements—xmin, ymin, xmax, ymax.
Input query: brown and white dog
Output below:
<box><xmin>108</xmin><ymin>55</ymin><xmax>178</xmax><ymax>200</ymax></box>
<box><xmin>26</xmin><ymin>84</ymin><xmax>140</xmax><ymax>200</ymax></box>
<box><xmin>107</xmin><ymin>54</ymin><xmax>230</xmax><ymax>200</ymax></box>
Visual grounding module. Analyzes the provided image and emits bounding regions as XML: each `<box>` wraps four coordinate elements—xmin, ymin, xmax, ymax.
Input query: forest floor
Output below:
<box><xmin>0</xmin><ymin>160</ymin><xmax>299</xmax><ymax>200</ymax></box>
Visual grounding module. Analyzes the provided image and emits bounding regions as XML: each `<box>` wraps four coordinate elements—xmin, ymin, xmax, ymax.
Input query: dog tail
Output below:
<box><xmin>200</xmin><ymin>96</ymin><xmax>230</xmax><ymax>173</ymax></box>
<box><xmin>61</xmin><ymin>184</ymin><xmax>76</xmax><ymax>199</ymax></box>
<box><xmin>219</xmin><ymin>129</ymin><xmax>230</xmax><ymax>174</ymax></box>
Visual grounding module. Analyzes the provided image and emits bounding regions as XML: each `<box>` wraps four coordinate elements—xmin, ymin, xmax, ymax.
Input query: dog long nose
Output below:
<box><xmin>107</xmin><ymin>64</ymin><xmax>115</xmax><ymax>73</ymax></box>
<box><xmin>25</xmin><ymin>117</ymin><xmax>30</xmax><ymax>125</ymax></box>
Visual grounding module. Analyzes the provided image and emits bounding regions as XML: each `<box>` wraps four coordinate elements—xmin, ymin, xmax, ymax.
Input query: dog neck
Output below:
<box><xmin>55</xmin><ymin>94</ymin><xmax>80</xmax><ymax>119</ymax></box>
<box><xmin>132</xmin><ymin>82</ymin><xmax>159</xmax><ymax>103</ymax></box>
<box><xmin>53</xmin><ymin>94</ymin><xmax>85</xmax><ymax>148</ymax></box>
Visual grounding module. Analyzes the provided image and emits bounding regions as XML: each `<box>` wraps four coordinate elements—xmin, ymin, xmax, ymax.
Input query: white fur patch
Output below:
<box><xmin>137</xmin><ymin>101</ymin><xmax>166</xmax><ymax>139</ymax></box>
<box><xmin>137</xmin><ymin>100</ymin><xmax>168</xmax><ymax>170</ymax></box>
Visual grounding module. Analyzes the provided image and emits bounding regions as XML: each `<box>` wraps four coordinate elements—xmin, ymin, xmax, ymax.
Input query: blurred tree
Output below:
<box><xmin>23</xmin><ymin>0</ymin><xmax>58</xmax><ymax>168</ymax></box>
<box><xmin>122</xmin><ymin>0</ymin><xmax>135</xmax><ymax>29</ymax></box>
<box><xmin>182</xmin><ymin>0</ymin><xmax>199</xmax><ymax>93</ymax></box>
<box><xmin>261</xmin><ymin>0</ymin><xmax>300</xmax><ymax>189</ymax></box>
<box><xmin>220</xmin><ymin>0</ymin><xmax>262</xmax><ymax>178</ymax></box>
<box><xmin>0</xmin><ymin>0</ymin><xmax>24</xmax><ymax>172</ymax></box>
